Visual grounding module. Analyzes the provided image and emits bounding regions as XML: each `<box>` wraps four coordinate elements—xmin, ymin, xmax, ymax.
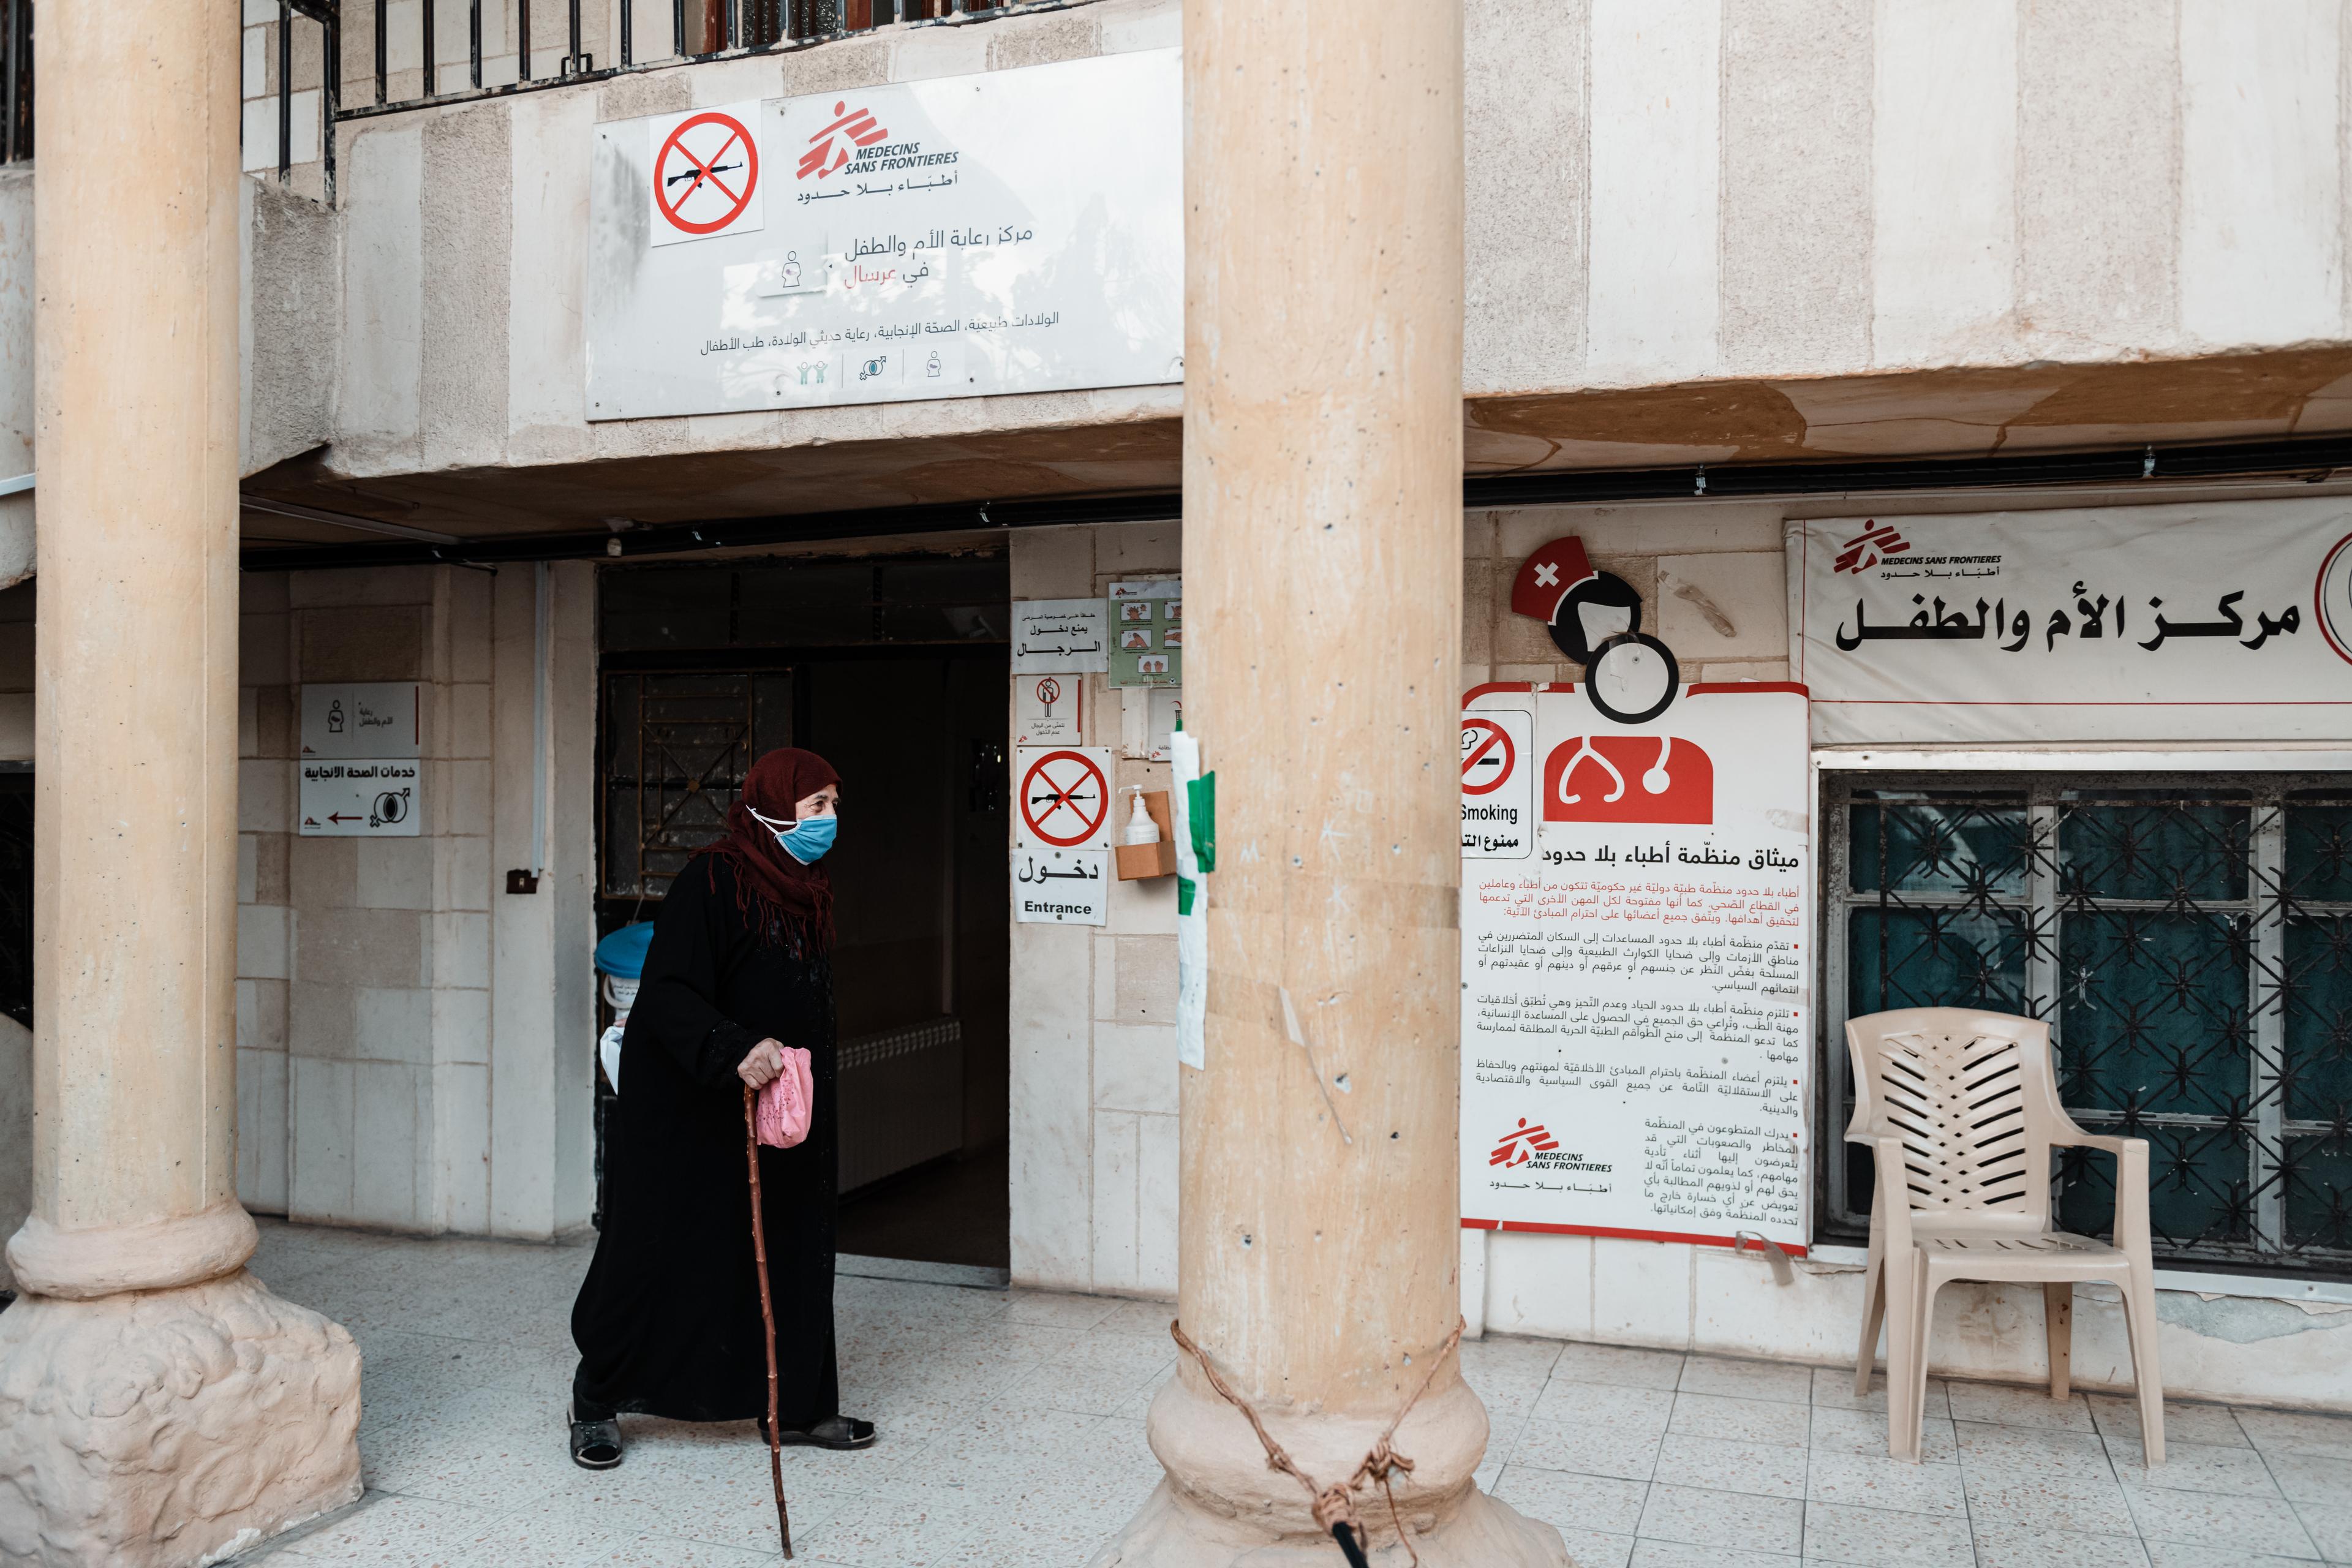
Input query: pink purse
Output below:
<box><xmin>753</xmin><ymin>1047</ymin><xmax>815</xmax><ymax>1149</ymax></box>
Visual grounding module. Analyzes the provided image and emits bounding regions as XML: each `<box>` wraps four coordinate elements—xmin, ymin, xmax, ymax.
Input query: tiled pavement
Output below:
<box><xmin>241</xmin><ymin>1220</ymin><xmax>2352</xmax><ymax>1567</ymax></box>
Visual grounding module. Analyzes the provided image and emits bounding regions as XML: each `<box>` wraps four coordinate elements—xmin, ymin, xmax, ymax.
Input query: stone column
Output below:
<box><xmin>1096</xmin><ymin>3</ymin><xmax>1564</xmax><ymax>1564</ymax></box>
<box><xmin>0</xmin><ymin>1</ymin><xmax>361</xmax><ymax>1562</ymax></box>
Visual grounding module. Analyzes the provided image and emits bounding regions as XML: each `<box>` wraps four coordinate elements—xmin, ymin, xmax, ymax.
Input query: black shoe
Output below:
<box><xmin>569</xmin><ymin>1404</ymin><xmax>623</xmax><ymax>1469</ymax></box>
<box><xmin>760</xmin><ymin>1414</ymin><xmax>876</xmax><ymax>1450</ymax></box>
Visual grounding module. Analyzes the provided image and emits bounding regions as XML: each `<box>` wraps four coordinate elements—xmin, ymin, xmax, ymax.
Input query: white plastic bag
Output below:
<box><xmin>599</xmin><ymin>1022</ymin><xmax>626</xmax><ymax>1094</ymax></box>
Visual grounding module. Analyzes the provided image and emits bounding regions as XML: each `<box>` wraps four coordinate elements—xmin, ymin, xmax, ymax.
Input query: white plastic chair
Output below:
<box><xmin>1846</xmin><ymin>1007</ymin><xmax>2164</xmax><ymax>1463</ymax></box>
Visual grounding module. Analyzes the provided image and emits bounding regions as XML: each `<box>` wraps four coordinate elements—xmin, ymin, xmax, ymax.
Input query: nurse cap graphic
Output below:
<box><xmin>1510</xmin><ymin>535</ymin><xmax>1682</xmax><ymax>724</ymax></box>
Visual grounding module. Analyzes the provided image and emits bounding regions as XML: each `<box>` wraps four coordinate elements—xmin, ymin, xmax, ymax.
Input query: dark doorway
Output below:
<box><xmin>595</xmin><ymin>554</ymin><xmax>1010</xmax><ymax>1272</ymax></box>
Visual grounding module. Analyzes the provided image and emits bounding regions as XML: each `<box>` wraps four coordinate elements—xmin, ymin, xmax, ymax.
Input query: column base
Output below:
<box><xmin>1091</xmin><ymin>1371</ymin><xmax>1572</xmax><ymax>1567</ymax></box>
<box><xmin>0</xmin><ymin>1269</ymin><xmax>361</xmax><ymax>1567</ymax></box>
<box><xmin>1091</xmin><ymin>1479</ymin><xmax>1574</xmax><ymax>1567</ymax></box>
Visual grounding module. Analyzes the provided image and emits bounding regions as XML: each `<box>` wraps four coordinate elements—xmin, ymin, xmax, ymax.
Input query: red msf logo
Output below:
<box><xmin>1834</xmin><ymin>522</ymin><xmax>1911</xmax><ymax>575</ymax></box>
<box><xmin>799</xmin><ymin>100</ymin><xmax>888</xmax><ymax>181</ymax></box>
<box><xmin>1489</xmin><ymin>1118</ymin><xmax>1559</xmax><ymax>1168</ymax></box>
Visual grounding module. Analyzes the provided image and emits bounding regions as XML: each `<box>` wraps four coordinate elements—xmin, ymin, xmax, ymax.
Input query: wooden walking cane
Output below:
<box><xmin>743</xmin><ymin>1084</ymin><xmax>794</xmax><ymax>1560</ymax></box>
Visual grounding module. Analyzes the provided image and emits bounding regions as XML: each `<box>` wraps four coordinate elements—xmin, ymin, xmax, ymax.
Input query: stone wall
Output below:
<box><xmin>236</xmin><ymin>562</ymin><xmax>597</xmax><ymax>1237</ymax></box>
<box><xmin>1007</xmin><ymin>521</ymin><xmax>1181</xmax><ymax>1297</ymax></box>
<box><xmin>216</xmin><ymin>0</ymin><xmax>2352</xmax><ymax>514</ymax></box>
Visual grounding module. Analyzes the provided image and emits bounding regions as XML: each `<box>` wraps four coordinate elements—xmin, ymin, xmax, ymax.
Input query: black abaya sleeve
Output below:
<box><xmin>628</xmin><ymin>863</ymin><xmax>761</xmax><ymax>1088</ymax></box>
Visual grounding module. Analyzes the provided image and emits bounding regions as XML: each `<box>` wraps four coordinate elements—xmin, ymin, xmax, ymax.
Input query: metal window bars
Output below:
<box><xmin>1822</xmin><ymin>771</ymin><xmax>2352</xmax><ymax>1276</ymax></box>
<box><xmin>1</xmin><ymin>0</ymin><xmax>28</xmax><ymax>165</ymax></box>
<box><xmin>10</xmin><ymin>0</ymin><xmax>1027</xmax><ymax>183</ymax></box>
<box><xmin>239</xmin><ymin>0</ymin><xmax>1038</xmax><ymax>206</ymax></box>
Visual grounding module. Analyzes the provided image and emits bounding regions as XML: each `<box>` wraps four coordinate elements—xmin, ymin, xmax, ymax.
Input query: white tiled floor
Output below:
<box><xmin>239</xmin><ymin>1220</ymin><xmax>2352</xmax><ymax>1567</ymax></box>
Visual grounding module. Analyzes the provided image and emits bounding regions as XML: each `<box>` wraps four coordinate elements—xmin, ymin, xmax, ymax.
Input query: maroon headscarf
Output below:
<box><xmin>693</xmin><ymin>747</ymin><xmax>840</xmax><ymax>952</ymax></box>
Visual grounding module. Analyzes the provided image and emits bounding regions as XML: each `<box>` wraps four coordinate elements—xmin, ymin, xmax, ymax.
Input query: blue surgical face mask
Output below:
<box><xmin>773</xmin><ymin>813</ymin><xmax>837</xmax><ymax>864</ymax></box>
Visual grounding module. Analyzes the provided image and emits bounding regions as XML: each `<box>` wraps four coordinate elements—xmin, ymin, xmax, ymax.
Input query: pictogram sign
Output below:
<box><xmin>1016</xmin><ymin>746</ymin><xmax>1114</xmax><ymax>850</ymax></box>
<box><xmin>1016</xmin><ymin>674</ymin><xmax>1082</xmax><ymax>746</ymax></box>
<box><xmin>653</xmin><ymin>108</ymin><xmax>761</xmax><ymax>240</ymax></box>
<box><xmin>1542</xmin><ymin>733</ymin><xmax>1714</xmax><ymax>826</ymax></box>
<box><xmin>1460</xmin><ymin>717</ymin><xmax>1515</xmax><ymax>796</ymax></box>
<box><xmin>1460</xmin><ymin>705</ymin><xmax>1532</xmax><ymax>861</ymax></box>
<box><xmin>299</xmin><ymin>759</ymin><xmax>422</xmax><ymax>839</ymax></box>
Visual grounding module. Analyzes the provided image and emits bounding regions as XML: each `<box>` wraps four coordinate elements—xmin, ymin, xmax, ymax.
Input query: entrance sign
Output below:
<box><xmin>1460</xmin><ymin>706</ymin><xmax>1532</xmax><ymax>861</ymax></box>
<box><xmin>300</xmin><ymin>683</ymin><xmax>419</xmax><ymax>760</ymax></box>
<box><xmin>587</xmin><ymin>50</ymin><xmax>1182</xmax><ymax>419</ymax></box>
<box><xmin>1792</xmin><ymin>499</ymin><xmax>2352</xmax><ymax>745</ymax></box>
<box><xmin>1013</xmin><ymin>846</ymin><xmax>1109</xmax><ymax>925</ymax></box>
<box><xmin>1016</xmin><ymin>674</ymin><xmax>1082</xmax><ymax>746</ymax></box>
<box><xmin>1016</xmin><ymin>745</ymin><xmax>1114</xmax><ymax>851</ymax></box>
<box><xmin>650</xmin><ymin>107</ymin><xmax>764</xmax><ymax>243</ymax></box>
<box><xmin>1461</xmin><ymin>684</ymin><xmax>1811</xmax><ymax>1253</ymax></box>
<box><xmin>300</xmin><ymin>760</ymin><xmax>422</xmax><ymax>838</ymax></box>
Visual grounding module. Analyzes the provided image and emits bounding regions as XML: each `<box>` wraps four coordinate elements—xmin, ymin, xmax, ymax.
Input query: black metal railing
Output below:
<box><xmin>337</xmin><ymin>0</ymin><xmax>1011</xmax><ymax>122</ymax></box>
<box><xmin>1</xmin><ymin>0</ymin><xmax>29</xmax><ymax>165</ymax></box>
<box><xmin>241</xmin><ymin>0</ymin><xmax>1037</xmax><ymax>206</ymax></box>
<box><xmin>281</xmin><ymin>1</ymin><xmax>341</xmax><ymax>202</ymax></box>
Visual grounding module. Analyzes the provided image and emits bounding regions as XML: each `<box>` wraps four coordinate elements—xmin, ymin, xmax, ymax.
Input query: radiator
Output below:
<box><xmin>835</xmin><ymin>1016</ymin><xmax>964</xmax><ymax>1194</ymax></box>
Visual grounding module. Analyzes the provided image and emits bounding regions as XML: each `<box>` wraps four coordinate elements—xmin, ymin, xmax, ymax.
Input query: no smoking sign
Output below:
<box><xmin>647</xmin><ymin>102</ymin><xmax>764</xmax><ymax>246</ymax></box>
<box><xmin>1460</xmin><ymin>706</ymin><xmax>1532</xmax><ymax>861</ymax></box>
<box><xmin>1016</xmin><ymin>745</ymin><xmax>1115</xmax><ymax>851</ymax></box>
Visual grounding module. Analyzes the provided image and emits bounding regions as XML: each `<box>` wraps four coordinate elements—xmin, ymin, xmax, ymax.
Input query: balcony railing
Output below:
<box><xmin>251</xmin><ymin>0</ymin><xmax>1044</xmax><ymax>206</ymax></box>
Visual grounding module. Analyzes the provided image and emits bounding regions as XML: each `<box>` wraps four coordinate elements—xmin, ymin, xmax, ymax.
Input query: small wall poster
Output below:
<box><xmin>1013</xmin><ymin>598</ymin><xmax>1109</xmax><ymax>675</ymax></box>
<box><xmin>1460</xmin><ymin>683</ymin><xmax>1811</xmax><ymax>1253</ymax></box>
<box><xmin>1014</xmin><ymin>745</ymin><xmax>1115</xmax><ymax>851</ymax></box>
<box><xmin>300</xmin><ymin>683</ymin><xmax>420</xmax><ymax>759</ymax></box>
<box><xmin>299</xmin><ymin>760</ymin><xmax>423</xmax><ymax>838</ymax></box>
<box><xmin>1012</xmin><ymin>846</ymin><xmax>1109</xmax><ymax>925</ymax></box>
<box><xmin>1107</xmin><ymin>579</ymin><xmax>1180</xmax><ymax>687</ymax></box>
<box><xmin>1016</xmin><ymin>673</ymin><xmax>1082</xmax><ymax>745</ymax></box>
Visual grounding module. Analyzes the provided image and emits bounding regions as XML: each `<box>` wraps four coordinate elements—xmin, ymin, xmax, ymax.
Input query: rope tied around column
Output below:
<box><xmin>1168</xmin><ymin>1316</ymin><xmax>1466</xmax><ymax>1568</ymax></box>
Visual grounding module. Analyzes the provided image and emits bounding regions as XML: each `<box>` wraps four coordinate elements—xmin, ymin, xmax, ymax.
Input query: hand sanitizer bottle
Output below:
<box><xmin>1124</xmin><ymin>786</ymin><xmax>1161</xmax><ymax>846</ymax></box>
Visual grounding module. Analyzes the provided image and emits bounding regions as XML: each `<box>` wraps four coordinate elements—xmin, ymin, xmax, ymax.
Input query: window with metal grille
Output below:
<box><xmin>1822</xmin><ymin>771</ymin><xmax>2352</xmax><ymax>1277</ymax></box>
<box><xmin>599</xmin><ymin>669</ymin><xmax>797</xmax><ymax>902</ymax></box>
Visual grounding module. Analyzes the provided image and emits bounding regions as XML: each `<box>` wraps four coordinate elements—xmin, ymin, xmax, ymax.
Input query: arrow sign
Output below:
<box><xmin>298</xmin><ymin>756</ymin><xmax>424</xmax><ymax>839</ymax></box>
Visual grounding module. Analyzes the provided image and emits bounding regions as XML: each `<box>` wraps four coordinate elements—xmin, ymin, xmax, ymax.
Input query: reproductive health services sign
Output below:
<box><xmin>1790</xmin><ymin>497</ymin><xmax>2352</xmax><ymax>745</ymax></box>
<box><xmin>1461</xmin><ymin>683</ymin><xmax>1811</xmax><ymax>1253</ymax></box>
<box><xmin>586</xmin><ymin>50</ymin><xmax>1181</xmax><ymax>420</ymax></box>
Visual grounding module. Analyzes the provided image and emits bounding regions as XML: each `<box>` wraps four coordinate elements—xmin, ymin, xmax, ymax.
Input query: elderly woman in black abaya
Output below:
<box><xmin>567</xmin><ymin>747</ymin><xmax>875</xmax><ymax>1467</ymax></box>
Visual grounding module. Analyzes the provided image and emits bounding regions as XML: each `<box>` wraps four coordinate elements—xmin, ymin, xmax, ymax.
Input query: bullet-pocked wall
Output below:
<box><xmin>236</xmin><ymin>564</ymin><xmax>599</xmax><ymax>1237</ymax></box>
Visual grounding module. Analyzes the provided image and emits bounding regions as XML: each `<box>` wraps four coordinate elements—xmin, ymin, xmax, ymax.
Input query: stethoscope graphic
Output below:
<box><xmin>1557</xmin><ymin>735</ymin><xmax>1676</xmax><ymax>806</ymax></box>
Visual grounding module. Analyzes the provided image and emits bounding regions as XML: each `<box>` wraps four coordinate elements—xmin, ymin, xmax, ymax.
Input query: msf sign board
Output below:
<box><xmin>587</xmin><ymin>50</ymin><xmax>1180</xmax><ymax>420</ymax></box>
<box><xmin>1460</xmin><ymin>684</ymin><xmax>1812</xmax><ymax>1253</ymax></box>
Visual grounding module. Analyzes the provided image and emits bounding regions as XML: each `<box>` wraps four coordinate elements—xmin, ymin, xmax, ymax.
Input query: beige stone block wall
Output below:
<box><xmin>1464</xmin><ymin>504</ymin><xmax>1792</xmax><ymax>692</ymax></box>
<box><xmin>238</xmin><ymin>564</ymin><xmax>506</xmax><ymax>1234</ymax></box>
<box><xmin>1007</xmin><ymin>521</ymin><xmax>1182</xmax><ymax>1297</ymax></box>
